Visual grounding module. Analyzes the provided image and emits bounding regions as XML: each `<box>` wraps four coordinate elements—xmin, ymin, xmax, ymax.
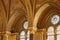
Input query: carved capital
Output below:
<box><xmin>28</xmin><ymin>27</ymin><xmax>37</xmax><ymax>34</ymax></box>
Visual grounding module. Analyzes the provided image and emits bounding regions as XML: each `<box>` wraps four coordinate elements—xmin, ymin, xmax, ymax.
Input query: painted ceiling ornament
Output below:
<box><xmin>51</xmin><ymin>15</ymin><xmax>59</xmax><ymax>25</ymax></box>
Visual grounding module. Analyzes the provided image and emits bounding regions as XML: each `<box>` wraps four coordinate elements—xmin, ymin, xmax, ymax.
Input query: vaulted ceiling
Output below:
<box><xmin>0</xmin><ymin>0</ymin><xmax>60</xmax><ymax>32</ymax></box>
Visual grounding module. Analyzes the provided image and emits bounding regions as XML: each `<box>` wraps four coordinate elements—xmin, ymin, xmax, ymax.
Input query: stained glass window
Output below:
<box><xmin>47</xmin><ymin>26</ymin><xmax>54</xmax><ymax>40</ymax></box>
<box><xmin>20</xmin><ymin>31</ymin><xmax>30</xmax><ymax>40</ymax></box>
<box><xmin>51</xmin><ymin>15</ymin><xmax>59</xmax><ymax>25</ymax></box>
<box><xmin>23</xmin><ymin>21</ymin><xmax>28</xmax><ymax>29</ymax></box>
<box><xmin>20</xmin><ymin>21</ymin><xmax>30</xmax><ymax>40</ymax></box>
<box><xmin>57</xmin><ymin>25</ymin><xmax>60</xmax><ymax>40</ymax></box>
<box><xmin>20</xmin><ymin>31</ymin><xmax>25</xmax><ymax>40</ymax></box>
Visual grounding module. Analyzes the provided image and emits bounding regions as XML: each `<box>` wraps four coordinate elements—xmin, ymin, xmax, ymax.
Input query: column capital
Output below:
<box><xmin>11</xmin><ymin>33</ymin><xmax>19</xmax><ymax>35</ymax></box>
<box><xmin>28</xmin><ymin>27</ymin><xmax>37</xmax><ymax>34</ymax></box>
<box><xmin>0</xmin><ymin>31</ymin><xmax>11</xmax><ymax>34</ymax></box>
<box><xmin>5</xmin><ymin>31</ymin><xmax>11</xmax><ymax>34</ymax></box>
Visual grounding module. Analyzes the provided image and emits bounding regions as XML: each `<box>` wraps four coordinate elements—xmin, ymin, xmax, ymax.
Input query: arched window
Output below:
<box><xmin>57</xmin><ymin>25</ymin><xmax>60</xmax><ymax>40</ymax></box>
<box><xmin>47</xmin><ymin>26</ymin><xmax>54</xmax><ymax>40</ymax></box>
<box><xmin>20</xmin><ymin>21</ymin><xmax>30</xmax><ymax>40</ymax></box>
<box><xmin>23</xmin><ymin>21</ymin><xmax>28</xmax><ymax>29</ymax></box>
<box><xmin>20</xmin><ymin>31</ymin><xmax>25</xmax><ymax>40</ymax></box>
<box><xmin>51</xmin><ymin>15</ymin><xmax>59</xmax><ymax>25</ymax></box>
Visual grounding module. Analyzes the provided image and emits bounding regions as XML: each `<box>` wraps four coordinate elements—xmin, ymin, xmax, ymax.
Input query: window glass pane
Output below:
<box><xmin>47</xmin><ymin>26</ymin><xmax>54</xmax><ymax>40</ymax></box>
<box><xmin>20</xmin><ymin>36</ymin><xmax>25</xmax><ymax>38</ymax></box>
<box><xmin>23</xmin><ymin>21</ymin><xmax>28</xmax><ymax>29</ymax></box>
<box><xmin>57</xmin><ymin>31</ymin><xmax>60</xmax><ymax>34</ymax></box>
<box><xmin>20</xmin><ymin>31</ymin><xmax>25</xmax><ymax>39</ymax></box>
<box><xmin>57</xmin><ymin>25</ymin><xmax>60</xmax><ymax>34</ymax></box>
<box><xmin>20</xmin><ymin>39</ymin><xmax>25</xmax><ymax>40</ymax></box>
<box><xmin>57</xmin><ymin>35</ymin><xmax>60</xmax><ymax>40</ymax></box>
<box><xmin>48</xmin><ymin>27</ymin><xmax>54</xmax><ymax>32</ymax></box>
<box><xmin>47</xmin><ymin>27</ymin><xmax>54</xmax><ymax>35</ymax></box>
<box><xmin>47</xmin><ymin>32</ymin><xmax>54</xmax><ymax>35</ymax></box>
<box><xmin>27</xmin><ymin>38</ymin><xmax>30</xmax><ymax>40</ymax></box>
<box><xmin>27</xmin><ymin>31</ymin><xmax>30</xmax><ymax>38</ymax></box>
<box><xmin>57</xmin><ymin>25</ymin><xmax>60</xmax><ymax>40</ymax></box>
<box><xmin>57</xmin><ymin>25</ymin><xmax>60</xmax><ymax>30</ymax></box>
<box><xmin>47</xmin><ymin>36</ymin><xmax>54</xmax><ymax>40</ymax></box>
<box><xmin>51</xmin><ymin>15</ymin><xmax>59</xmax><ymax>25</ymax></box>
<box><xmin>20</xmin><ymin>31</ymin><xmax>25</xmax><ymax>35</ymax></box>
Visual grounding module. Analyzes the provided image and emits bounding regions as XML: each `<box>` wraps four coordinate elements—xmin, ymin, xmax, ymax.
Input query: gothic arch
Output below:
<box><xmin>33</xmin><ymin>2</ymin><xmax>60</xmax><ymax>30</ymax></box>
<box><xmin>0</xmin><ymin>0</ymin><xmax>7</xmax><ymax>32</ymax></box>
<box><xmin>7</xmin><ymin>9</ymin><xmax>26</xmax><ymax>31</ymax></box>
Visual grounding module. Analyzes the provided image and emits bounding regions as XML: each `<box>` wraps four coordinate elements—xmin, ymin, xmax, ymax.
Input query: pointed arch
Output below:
<box><xmin>0</xmin><ymin>0</ymin><xmax>7</xmax><ymax>32</ymax></box>
<box><xmin>33</xmin><ymin>3</ymin><xmax>50</xmax><ymax>30</ymax></box>
<box><xmin>33</xmin><ymin>3</ymin><xmax>60</xmax><ymax>30</ymax></box>
<box><xmin>7</xmin><ymin>9</ymin><xmax>26</xmax><ymax>31</ymax></box>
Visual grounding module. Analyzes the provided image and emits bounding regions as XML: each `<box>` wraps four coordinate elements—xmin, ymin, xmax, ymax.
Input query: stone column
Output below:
<box><xmin>43</xmin><ymin>29</ymin><xmax>46</xmax><ymax>40</ymax></box>
<box><xmin>16</xmin><ymin>33</ymin><xmax>20</xmax><ymax>40</ymax></box>
<box><xmin>54</xmin><ymin>27</ymin><xmax>56</xmax><ymax>40</ymax></box>
<box><xmin>28</xmin><ymin>27</ymin><xmax>36</xmax><ymax>40</ymax></box>
<box><xmin>3</xmin><ymin>31</ymin><xmax>11</xmax><ymax>40</ymax></box>
<box><xmin>0</xmin><ymin>31</ymin><xmax>11</xmax><ymax>40</ymax></box>
<box><xmin>34</xmin><ymin>29</ymin><xmax>44</xmax><ymax>40</ymax></box>
<box><xmin>0</xmin><ymin>32</ymin><xmax>3</xmax><ymax>40</ymax></box>
<box><xmin>24</xmin><ymin>0</ymin><xmax>34</xmax><ymax>27</ymax></box>
<box><xmin>9</xmin><ymin>33</ymin><xmax>19</xmax><ymax>40</ymax></box>
<box><xmin>30</xmin><ymin>33</ymin><xmax>33</xmax><ymax>40</ymax></box>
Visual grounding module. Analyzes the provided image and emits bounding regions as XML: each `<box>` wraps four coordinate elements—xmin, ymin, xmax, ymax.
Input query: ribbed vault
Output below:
<box><xmin>0</xmin><ymin>0</ymin><xmax>60</xmax><ymax>33</ymax></box>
